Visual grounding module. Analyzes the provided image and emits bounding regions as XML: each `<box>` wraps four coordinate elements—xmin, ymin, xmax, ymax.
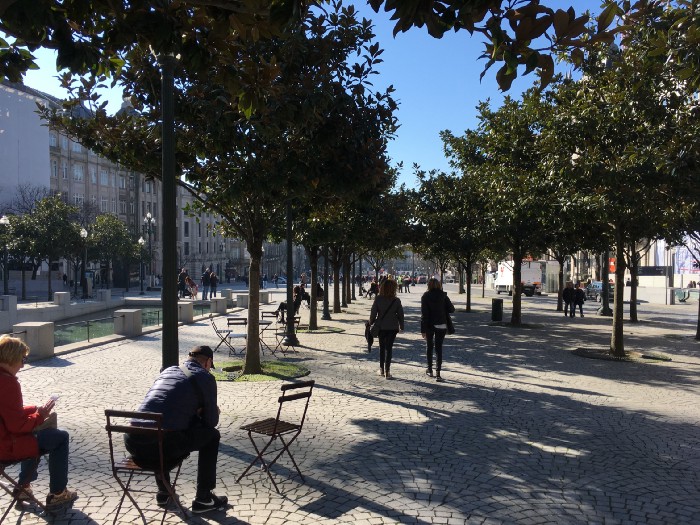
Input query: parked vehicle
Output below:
<box><xmin>494</xmin><ymin>261</ymin><xmax>544</xmax><ymax>296</ymax></box>
<box><xmin>585</xmin><ymin>281</ymin><xmax>615</xmax><ymax>302</ymax></box>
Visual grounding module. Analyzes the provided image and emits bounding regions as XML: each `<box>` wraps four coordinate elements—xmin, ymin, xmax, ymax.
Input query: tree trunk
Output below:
<box><xmin>629</xmin><ymin>263</ymin><xmax>639</xmax><ymax>323</ymax></box>
<box><xmin>556</xmin><ymin>255</ymin><xmax>565</xmax><ymax>311</ymax></box>
<box><xmin>458</xmin><ymin>262</ymin><xmax>465</xmax><ymax>294</ymax></box>
<box><xmin>333</xmin><ymin>263</ymin><xmax>341</xmax><ymax>313</ymax></box>
<box><xmin>21</xmin><ymin>264</ymin><xmax>26</xmax><ymax>300</ymax></box>
<box><xmin>481</xmin><ymin>266</ymin><xmax>486</xmax><ymax>298</ymax></box>
<box><xmin>243</xmin><ymin>248</ymin><xmax>263</xmax><ymax>375</ymax></box>
<box><xmin>308</xmin><ymin>247</ymin><xmax>319</xmax><ymax>330</ymax></box>
<box><xmin>696</xmin><ymin>297</ymin><xmax>700</xmax><ymax>340</ymax></box>
<box><xmin>510</xmin><ymin>252</ymin><xmax>523</xmax><ymax>326</ymax></box>
<box><xmin>342</xmin><ymin>256</ymin><xmax>349</xmax><ymax>307</ymax></box>
<box><xmin>47</xmin><ymin>261</ymin><xmax>53</xmax><ymax>302</ymax></box>
<box><xmin>610</xmin><ymin>236</ymin><xmax>626</xmax><ymax>357</ymax></box>
<box><xmin>465</xmin><ymin>256</ymin><xmax>472</xmax><ymax>312</ymax></box>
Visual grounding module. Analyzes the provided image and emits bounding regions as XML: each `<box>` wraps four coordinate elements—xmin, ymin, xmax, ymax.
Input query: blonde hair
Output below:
<box><xmin>0</xmin><ymin>336</ymin><xmax>30</xmax><ymax>366</ymax></box>
<box><xmin>379</xmin><ymin>278</ymin><xmax>398</xmax><ymax>297</ymax></box>
<box><xmin>427</xmin><ymin>278</ymin><xmax>442</xmax><ymax>291</ymax></box>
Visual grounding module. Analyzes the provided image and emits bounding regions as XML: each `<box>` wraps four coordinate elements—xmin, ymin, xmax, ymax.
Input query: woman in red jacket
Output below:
<box><xmin>0</xmin><ymin>336</ymin><xmax>78</xmax><ymax>509</ymax></box>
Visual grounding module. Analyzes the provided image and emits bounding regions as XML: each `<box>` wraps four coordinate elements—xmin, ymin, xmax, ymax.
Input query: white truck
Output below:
<box><xmin>494</xmin><ymin>261</ymin><xmax>544</xmax><ymax>296</ymax></box>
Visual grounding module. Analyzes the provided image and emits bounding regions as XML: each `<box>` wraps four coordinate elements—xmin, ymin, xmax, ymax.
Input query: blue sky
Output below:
<box><xmin>21</xmin><ymin>0</ymin><xmax>595</xmax><ymax>188</ymax></box>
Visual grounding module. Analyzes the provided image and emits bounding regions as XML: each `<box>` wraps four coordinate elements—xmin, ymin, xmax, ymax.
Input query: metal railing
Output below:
<box><xmin>54</xmin><ymin>315</ymin><xmax>118</xmax><ymax>346</ymax></box>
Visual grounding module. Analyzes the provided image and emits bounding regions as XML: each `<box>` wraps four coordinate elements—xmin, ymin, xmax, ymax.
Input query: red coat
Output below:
<box><xmin>0</xmin><ymin>369</ymin><xmax>44</xmax><ymax>461</ymax></box>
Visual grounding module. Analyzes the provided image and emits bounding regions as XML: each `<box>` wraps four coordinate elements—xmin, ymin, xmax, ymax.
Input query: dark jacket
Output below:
<box><xmin>0</xmin><ymin>369</ymin><xmax>44</xmax><ymax>460</ymax></box>
<box><xmin>420</xmin><ymin>289</ymin><xmax>455</xmax><ymax>333</ymax></box>
<box><xmin>370</xmin><ymin>295</ymin><xmax>404</xmax><ymax>331</ymax></box>
<box><xmin>562</xmin><ymin>287</ymin><xmax>574</xmax><ymax>303</ymax></box>
<box><xmin>137</xmin><ymin>360</ymin><xmax>218</xmax><ymax>431</ymax></box>
<box><xmin>574</xmin><ymin>288</ymin><xmax>586</xmax><ymax>305</ymax></box>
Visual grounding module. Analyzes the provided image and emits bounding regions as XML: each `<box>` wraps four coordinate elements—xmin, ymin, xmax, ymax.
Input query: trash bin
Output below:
<box><xmin>491</xmin><ymin>298</ymin><xmax>503</xmax><ymax>322</ymax></box>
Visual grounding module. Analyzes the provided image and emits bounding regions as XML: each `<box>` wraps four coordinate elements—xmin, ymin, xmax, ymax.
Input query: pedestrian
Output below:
<box><xmin>574</xmin><ymin>282</ymin><xmax>586</xmax><ymax>317</ymax></box>
<box><xmin>186</xmin><ymin>276</ymin><xmax>198</xmax><ymax>300</ymax></box>
<box><xmin>201</xmin><ymin>268</ymin><xmax>211</xmax><ymax>300</ymax></box>
<box><xmin>404</xmin><ymin>275</ymin><xmax>412</xmax><ymax>293</ymax></box>
<box><xmin>0</xmin><ymin>336</ymin><xmax>79</xmax><ymax>510</ymax></box>
<box><xmin>62</xmin><ymin>273</ymin><xmax>68</xmax><ymax>288</ymax></box>
<box><xmin>562</xmin><ymin>281</ymin><xmax>575</xmax><ymax>317</ymax></box>
<box><xmin>209</xmin><ymin>272</ymin><xmax>218</xmax><ymax>297</ymax></box>
<box><xmin>420</xmin><ymin>278</ymin><xmax>455</xmax><ymax>382</ymax></box>
<box><xmin>368</xmin><ymin>278</ymin><xmax>404</xmax><ymax>379</ymax></box>
<box><xmin>263</xmin><ymin>274</ymin><xmax>267</xmax><ymax>289</ymax></box>
<box><xmin>274</xmin><ymin>285</ymin><xmax>302</xmax><ymax>323</ymax></box>
<box><xmin>124</xmin><ymin>345</ymin><xmax>227</xmax><ymax>514</ymax></box>
<box><xmin>273</xmin><ymin>274</ymin><xmax>278</xmax><ymax>288</ymax></box>
<box><xmin>367</xmin><ymin>279</ymin><xmax>379</xmax><ymax>299</ymax></box>
<box><xmin>178</xmin><ymin>268</ymin><xmax>187</xmax><ymax>298</ymax></box>
<box><xmin>397</xmin><ymin>275</ymin><xmax>403</xmax><ymax>293</ymax></box>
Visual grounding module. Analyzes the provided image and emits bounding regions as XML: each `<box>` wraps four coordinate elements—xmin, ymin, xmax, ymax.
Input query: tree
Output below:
<box><xmin>0</xmin><ymin>0</ymin><xmax>624</xmax><ymax>91</ymax></box>
<box><xmin>541</xmin><ymin>39</ymin><xmax>698</xmax><ymax>356</ymax></box>
<box><xmin>443</xmin><ymin>90</ymin><xmax>551</xmax><ymax>325</ymax></box>
<box><xmin>27</xmin><ymin>196</ymin><xmax>80</xmax><ymax>301</ymax></box>
<box><xmin>91</xmin><ymin>214</ymin><xmax>136</xmax><ymax>289</ymax></box>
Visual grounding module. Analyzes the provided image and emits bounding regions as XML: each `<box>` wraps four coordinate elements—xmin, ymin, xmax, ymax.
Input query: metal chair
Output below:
<box><xmin>210</xmin><ymin>315</ymin><xmax>235</xmax><ymax>354</ymax></box>
<box><xmin>237</xmin><ymin>380</ymin><xmax>315</xmax><ymax>493</ymax></box>
<box><xmin>274</xmin><ymin>315</ymin><xmax>301</xmax><ymax>355</ymax></box>
<box><xmin>104</xmin><ymin>410</ymin><xmax>188</xmax><ymax>525</ymax></box>
<box><xmin>0</xmin><ymin>458</ymin><xmax>46</xmax><ymax>523</ymax></box>
<box><xmin>226</xmin><ymin>317</ymin><xmax>248</xmax><ymax>356</ymax></box>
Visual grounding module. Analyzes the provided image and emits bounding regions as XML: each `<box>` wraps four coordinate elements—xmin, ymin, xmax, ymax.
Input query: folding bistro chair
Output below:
<box><xmin>274</xmin><ymin>315</ymin><xmax>301</xmax><ymax>355</ymax></box>
<box><xmin>226</xmin><ymin>317</ymin><xmax>248</xmax><ymax>357</ymax></box>
<box><xmin>0</xmin><ymin>458</ymin><xmax>47</xmax><ymax>523</ymax></box>
<box><xmin>210</xmin><ymin>315</ymin><xmax>235</xmax><ymax>354</ymax></box>
<box><xmin>104</xmin><ymin>410</ymin><xmax>188</xmax><ymax>525</ymax></box>
<box><xmin>237</xmin><ymin>380</ymin><xmax>315</xmax><ymax>493</ymax></box>
<box><xmin>259</xmin><ymin>311</ymin><xmax>277</xmax><ymax>356</ymax></box>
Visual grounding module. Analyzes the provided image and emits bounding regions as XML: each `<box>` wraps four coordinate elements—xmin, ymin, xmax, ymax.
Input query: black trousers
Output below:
<box><xmin>378</xmin><ymin>330</ymin><xmax>398</xmax><ymax>372</ymax></box>
<box><xmin>426</xmin><ymin>328</ymin><xmax>447</xmax><ymax>371</ymax></box>
<box><xmin>125</xmin><ymin>425</ymin><xmax>220</xmax><ymax>496</ymax></box>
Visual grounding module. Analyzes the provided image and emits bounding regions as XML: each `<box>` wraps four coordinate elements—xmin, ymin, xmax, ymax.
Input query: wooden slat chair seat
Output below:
<box><xmin>237</xmin><ymin>380</ymin><xmax>315</xmax><ymax>493</ymax></box>
<box><xmin>0</xmin><ymin>458</ymin><xmax>46</xmax><ymax>523</ymax></box>
<box><xmin>104</xmin><ymin>410</ymin><xmax>188</xmax><ymax>525</ymax></box>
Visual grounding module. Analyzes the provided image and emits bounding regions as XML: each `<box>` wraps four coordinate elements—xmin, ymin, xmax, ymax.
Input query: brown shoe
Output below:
<box><xmin>46</xmin><ymin>489</ymin><xmax>78</xmax><ymax>509</ymax></box>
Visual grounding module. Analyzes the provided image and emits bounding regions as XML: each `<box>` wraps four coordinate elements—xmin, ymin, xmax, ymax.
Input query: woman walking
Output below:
<box><xmin>368</xmin><ymin>278</ymin><xmax>404</xmax><ymax>379</ymax></box>
<box><xmin>421</xmin><ymin>278</ymin><xmax>455</xmax><ymax>382</ymax></box>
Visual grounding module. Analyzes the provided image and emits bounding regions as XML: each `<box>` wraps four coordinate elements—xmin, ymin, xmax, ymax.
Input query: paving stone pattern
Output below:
<box><xmin>5</xmin><ymin>287</ymin><xmax>700</xmax><ymax>524</ymax></box>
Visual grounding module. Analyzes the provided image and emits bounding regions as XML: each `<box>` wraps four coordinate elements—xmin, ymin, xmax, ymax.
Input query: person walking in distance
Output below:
<box><xmin>573</xmin><ymin>282</ymin><xmax>586</xmax><ymax>317</ymax></box>
<box><xmin>562</xmin><ymin>281</ymin><xmax>575</xmax><ymax>318</ymax></box>
<box><xmin>368</xmin><ymin>278</ymin><xmax>404</xmax><ymax>379</ymax></box>
<box><xmin>421</xmin><ymin>278</ymin><xmax>455</xmax><ymax>382</ymax></box>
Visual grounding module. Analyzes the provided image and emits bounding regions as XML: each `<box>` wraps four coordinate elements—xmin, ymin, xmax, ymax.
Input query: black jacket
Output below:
<box><xmin>420</xmin><ymin>289</ymin><xmax>455</xmax><ymax>333</ymax></box>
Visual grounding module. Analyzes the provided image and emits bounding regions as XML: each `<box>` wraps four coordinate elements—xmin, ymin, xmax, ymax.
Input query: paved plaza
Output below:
<box><xmin>5</xmin><ymin>286</ymin><xmax>700</xmax><ymax>524</ymax></box>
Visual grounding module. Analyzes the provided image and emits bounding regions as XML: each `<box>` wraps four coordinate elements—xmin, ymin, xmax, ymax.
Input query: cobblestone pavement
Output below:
<box><xmin>5</xmin><ymin>286</ymin><xmax>700</xmax><ymax>524</ymax></box>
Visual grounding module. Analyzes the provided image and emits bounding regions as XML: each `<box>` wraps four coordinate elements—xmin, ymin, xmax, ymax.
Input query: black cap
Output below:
<box><xmin>189</xmin><ymin>345</ymin><xmax>215</xmax><ymax>369</ymax></box>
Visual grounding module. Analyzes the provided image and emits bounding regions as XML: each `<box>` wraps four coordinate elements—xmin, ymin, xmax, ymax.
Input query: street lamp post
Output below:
<box><xmin>143</xmin><ymin>212</ymin><xmax>156</xmax><ymax>289</ymax></box>
<box><xmin>0</xmin><ymin>215</ymin><xmax>9</xmax><ymax>295</ymax></box>
<box><xmin>138</xmin><ymin>237</ymin><xmax>146</xmax><ymax>295</ymax></box>
<box><xmin>80</xmin><ymin>228</ymin><xmax>88</xmax><ymax>299</ymax></box>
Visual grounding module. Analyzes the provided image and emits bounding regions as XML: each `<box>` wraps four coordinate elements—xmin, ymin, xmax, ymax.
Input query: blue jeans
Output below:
<box><xmin>20</xmin><ymin>428</ymin><xmax>70</xmax><ymax>494</ymax></box>
<box><xmin>202</xmin><ymin>285</ymin><xmax>210</xmax><ymax>300</ymax></box>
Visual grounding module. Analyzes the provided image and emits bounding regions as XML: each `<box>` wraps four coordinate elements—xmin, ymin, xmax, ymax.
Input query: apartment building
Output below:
<box><xmin>0</xmin><ymin>81</ymin><xmax>247</xmax><ymax>287</ymax></box>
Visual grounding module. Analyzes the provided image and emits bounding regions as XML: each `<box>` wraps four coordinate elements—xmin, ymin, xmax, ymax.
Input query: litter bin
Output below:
<box><xmin>491</xmin><ymin>298</ymin><xmax>503</xmax><ymax>322</ymax></box>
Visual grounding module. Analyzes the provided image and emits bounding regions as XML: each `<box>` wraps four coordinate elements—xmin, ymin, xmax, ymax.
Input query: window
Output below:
<box><xmin>91</xmin><ymin>195</ymin><xmax>97</xmax><ymax>206</ymax></box>
<box><xmin>51</xmin><ymin>160</ymin><xmax>58</xmax><ymax>178</ymax></box>
<box><xmin>61</xmin><ymin>165</ymin><xmax>68</xmax><ymax>179</ymax></box>
<box><xmin>60</xmin><ymin>135</ymin><xmax>68</xmax><ymax>149</ymax></box>
<box><xmin>49</xmin><ymin>134</ymin><xmax>57</xmax><ymax>147</ymax></box>
<box><xmin>90</xmin><ymin>166</ymin><xmax>97</xmax><ymax>183</ymax></box>
<box><xmin>184</xmin><ymin>242</ymin><xmax>190</xmax><ymax>256</ymax></box>
<box><xmin>73</xmin><ymin>165</ymin><xmax>84</xmax><ymax>181</ymax></box>
<box><xmin>111</xmin><ymin>173</ymin><xmax>116</xmax><ymax>187</ymax></box>
<box><xmin>130</xmin><ymin>202</ymin><xmax>135</xmax><ymax>214</ymax></box>
<box><xmin>198</xmin><ymin>242</ymin><xmax>201</xmax><ymax>254</ymax></box>
<box><xmin>74</xmin><ymin>193</ymin><xmax>84</xmax><ymax>205</ymax></box>
<box><xmin>206</xmin><ymin>242</ymin><xmax>209</xmax><ymax>254</ymax></box>
<box><xmin>146</xmin><ymin>201</ymin><xmax>151</xmax><ymax>213</ymax></box>
<box><xmin>101</xmin><ymin>197</ymin><xmax>108</xmax><ymax>212</ymax></box>
<box><xmin>100</xmin><ymin>169</ymin><xmax>108</xmax><ymax>185</ymax></box>
<box><xmin>120</xmin><ymin>200</ymin><xmax>126</xmax><ymax>214</ymax></box>
<box><xmin>71</xmin><ymin>140</ymin><xmax>81</xmax><ymax>153</ymax></box>
<box><xmin>111</xmin><ymin>198</ymin><xmax>116</xmax><ymax>213</ymax></box>
<box><xmin>184</xmin><ymin>221</ymin><xmax>189</xmax><ymax>237</ymax></box>
<box><xmin>145</xmin><ymin>181</ymin><xmax>152</xmax><ymax>193</ymax></box>
<box><xmin>129</xmin><ymin>175</ymin><xmax>134</xmax><ymax>188</ymax></box>
<box><xmin>119</xmin><ymin>175</ymin><xmax>125</xmax><ymax>189</ymax></box>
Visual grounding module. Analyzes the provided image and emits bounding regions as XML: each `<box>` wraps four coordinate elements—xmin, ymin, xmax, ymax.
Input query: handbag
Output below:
<box><xmin>370</xmin><ymin>298</ymin><xmax>397</xmax><ymax>337</ymax></box>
